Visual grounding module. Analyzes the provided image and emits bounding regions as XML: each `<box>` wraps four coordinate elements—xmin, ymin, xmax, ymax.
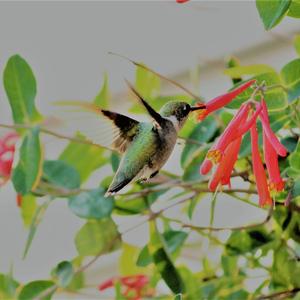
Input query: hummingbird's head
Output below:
<box><xmin>160</xmin><ymin>101</ymin><xmax>206</xmax><ymax>131</ymax></box>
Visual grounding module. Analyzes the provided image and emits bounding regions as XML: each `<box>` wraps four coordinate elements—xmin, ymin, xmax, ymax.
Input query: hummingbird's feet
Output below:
<box><xmin>139</xmin><ymin>178</ymin><xmax>148</xmax><ymax>183</ymax></box>
<box><xmin>150</xmin><ymin>170</ymin><xmax>159</xmax><ymax>178</ymax></box>
<box><xmin>140</xmin><ymin>171</ymin><xmax>159</xmax><ymax>183</ymax></box>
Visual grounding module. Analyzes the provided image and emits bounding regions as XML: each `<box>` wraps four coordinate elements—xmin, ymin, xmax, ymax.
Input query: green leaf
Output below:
<box><xmin>174</xmin><ymin>294</ymin><xmax>182</xmax><ymax>300</ymax></box>
<box><xmin>75</xmin><ymin>218</ymin><xmax>121</xmax><ymax>256</ymax></box>
<box><xmin>68</xmin><ymin>188</ymin><xmax>114</xmax><ymax>219</ymax></box>
<box><xmin>12</xmin><ymin>127</ymin><xmax>43</xmax><ymax>195</ymax></box>
<box><xmin>53</xmin><ymin>261</ymin><xmax>74</xmax><ymax>288</ymax></box>
<box><xmin>148</xmin><ymin>221</ymin><xmax>184</xmax><ymax>294</ymax></box>
<box><xmin>225</xmin><ymin>231</ymin><xmax>253</xmax><ymax>255</ymax></box>
<box><xmin>22</xmin><ymin>199</ymin><xmax>52</xmax><ymax>259</ymax></box>
<box><xmin>181</xmin><ymin>116</ymin><xmax>217</xmax><ymax>168</ymax></box>
<box><xmin>93</xmin><ymin>73</ymin><xmax>110</xmax><ymax>109</ymax></box>
<box><xmin>136</xmin><ymin>246</ymin><xmax>153</xmax><ymax>267</ymax></box>
<box><xmin>43</xmin><ymin>160</ymin><xmax>81</xmax><ymax>190</ymax></box>
<box><xmin>221</xmin><ymin>256</ymin><xmax>238</xmax><ymax>277</ymax></box>
<box><xmin>226</xmin><ymin>73</ymin><xmax>288</xmax><ymax>111</ymax></box>
<box><xmin>18</xmin><ymin>280</ymin><xmax>55</xmax><ymax>300</ymax></box>
<box><xmin>289</xmin><ymin>141</ymin><xmax>300</xmax><ymax>172</ymax></box>
<box><xmin>163</xmin><ymin>230</ymin><xmax>188</xmax><ymax>253</ymax></box>
<box><xmin>183</xmin><ymin>146</ymin><xmax>208</xmax><ymax>182</ymax></box>
<box><xmin>0</xmin><ymin>273</ymin><xmax>19</xmax><ymax>299</ymax></box>
<box><xmin>65</xmin><ymin>257</ymin><xmax>85</xmax><ymax>291</ymax></box>
<box><xmin>3</xmin><ymin>55</ymin><xmax>42</xmax><ymax>125</ymax></box>
<box><xmin>59</xmin><ymin>140</ymin><xmax>107</xmax><ymax>183</ymax></box>
<box><xmin>256</xmin><ymin>0</ymin><xmax>292</xmax><ymax>30</ymax></box>
<box><xmin>129</xmin><ymin>65</ymin><xmax>161</xmax><ymax>114</ymax></box>
<box><xmin>137</xmin><ymin>229</ymin><xmax>188</xmax><ymax>267</ymax></box>
<box><xmin>288</xmin><ymin>0</ymin><xmax>300</xmax><ymax>17</ymax></box>
<box><xmin>135</xmin><ymin>64</ymin><xmax>160</xmax><ymax>100</ymax></box>
<box><xmin>226</xmin><ymin>229</ymin><xmax>273</xmax><ymax>256</ymax></box>
<box><xmin>224</xmin><ymin>64</ymin><xmax>275</xmax><ymax>78</ymax></box>
<box><xmin>292</xmin><ymin>180</ymin><xmax>300</xmax><ymax>197</ymax></box>
<box><xmin>272</xmin><ymin>246</ymin><xmax>300</xmax><ymax>287</ymax></box>
<box><xmin>20</xmin><ymin>194</ymin><xmax>37</xmax><ymax>228</ymax></box>
<box><xmin>226</xmin><ymin>56</ymin><xmax>242</xmax><ymax>85</ymax></box>
<box><xmin>281</xmin><ymin>58</ymin><xmax>300</xmax><ymax>101</ymax></box>
<box><xmin>119</xmin><ymin>243</ymin><xmax>147</xmax><ymax>275</ymax></box>
<box><xmin>293</xmin><ymin>34</ymin><xmax>300</xmax><ymax>56</ymax></box>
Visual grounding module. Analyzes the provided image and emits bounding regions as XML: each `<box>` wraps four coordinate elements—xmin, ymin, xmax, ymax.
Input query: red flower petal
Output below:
<box><xmin>263</xmin><ymin>131</ymin><xmax>284</xmax><ymax>192</ymax></box>
<box><xmin>237</xmin><ymin>103</ymin><xmax>262</xmax><ymax>136</ymax></box>
<box><xmin>202</xmin><ymin>103</ymin><xmax>249</xmax><ymax>166</ymax></box>
<box><xmin>250</xmin><ymin>124</ymin><xmax>272</xmax><ymax>206</ymax></box>
<box><xmin>196</xmin><ymin>80</ymin><xmax>255</xmax><ymax>121</ymax></box>
<box><xmin>208</xmin><ymin>137</ymin><xmax>242</xmax><ymax>191</ymax></box>
<box><xmin>259</xmin><ymin>100</ymin><xmax>287</xmax><ymax>157</ymax></box>
<box><xmin>98</xmin><ymin>278</ymin><xmax>115</xmax><ymax>291</ymax></box>
<box><xmin>200</xmin><ymin>159</ymin><xmax>213</xmax><ymax>175</ymax></box>
<box><xmin>176</xmin><ymin>0</ymin><xmax>190</xmax><ymax>3</ymax></box>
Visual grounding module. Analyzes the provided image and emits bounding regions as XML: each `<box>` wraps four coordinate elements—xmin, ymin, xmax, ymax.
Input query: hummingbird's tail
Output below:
<box><xmin>104</xmin><ymin>177</ymin><xmax>133</xmax><ymax>197</ymax></box>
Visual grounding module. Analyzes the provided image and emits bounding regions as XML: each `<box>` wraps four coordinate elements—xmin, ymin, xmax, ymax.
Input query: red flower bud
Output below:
<box><xmin>259</xmin><ymin>100</ymin><xmax>287</xmax><ymax>157</ymax></box>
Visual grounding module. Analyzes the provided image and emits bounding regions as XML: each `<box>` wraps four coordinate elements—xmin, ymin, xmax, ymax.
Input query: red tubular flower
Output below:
<box><xmin>200</xmin><ymin>103</ymin><xmax>250</xmax><ymax>176</ymax></box>
<box><xmin>237</xmin><ymin>103</ymin><xmax>262</xmax><ymax>136</ymax></box>
<box><xmin>176</xmin><ymin>0</ymin><xmax>190</xmax><ymax>2</ymax></box>
<box><xmin>263</xmin><ymin>131</ymin><xmax>285</xmax><ymax>192</ymax></box>
<box><xmin>196</xmin><ymin>79</ymin><xmax>256</xmax><ymax>121</ymax></box>
<box><xmin>99</xmin><ymin>275</ymin><xmax>150</xmax><ymax>300</ymax></box>
<box><xmin>208</xmin><ymin>136</ymin><xmax>242</xmax><ymax>191</ymax></box>
<box><xmin>200</xmin><ymin>159</ymin><xmax>213</xmax><ymax>175</ymax></box>
<box><xmin>259</xmin><ymin>100</ymin><xmax>287</xmax><ymax>157</ymax></box>
<box><xmin>0</xmin><ymin>132</ymin><xmax>18</xmax><ymax>185</ymax></box>
<box><xmin>250</xmin><ymin>124</ymin><xmax>272</xmax><ymax>207</ymax></box>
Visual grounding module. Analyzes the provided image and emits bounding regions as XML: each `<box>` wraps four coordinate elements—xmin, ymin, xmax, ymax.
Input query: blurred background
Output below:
<box><xmin>0</xmin><ymin>1</ymin><xmax>299</xmax><ymax>298</ymax></box>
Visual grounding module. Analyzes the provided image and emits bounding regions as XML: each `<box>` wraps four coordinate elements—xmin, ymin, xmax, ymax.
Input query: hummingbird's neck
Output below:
<box><xmin>165</xmin><ymin>115</ymin><xmax>180</xmax><ymax>132</ymax></box>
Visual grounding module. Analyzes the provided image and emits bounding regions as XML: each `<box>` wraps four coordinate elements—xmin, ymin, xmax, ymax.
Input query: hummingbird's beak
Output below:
<box><xmin>190</xmin><ymin>104</ymin><xmax>206</xmax><ymax>111</ymax></box>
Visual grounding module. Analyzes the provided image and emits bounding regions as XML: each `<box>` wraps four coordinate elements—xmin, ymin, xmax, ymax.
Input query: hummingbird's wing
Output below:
<box><xmin>125</xmin><ymin>80</ymin><xmax>165</xmax><ymax>128</ymax></box>
<box><xmin>54</xmin><ymin>101</ymin><xmax>139</xmax><ymax>153</ymax></box>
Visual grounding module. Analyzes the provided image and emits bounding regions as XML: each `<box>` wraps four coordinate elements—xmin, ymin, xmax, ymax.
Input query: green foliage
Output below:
<box><xmin>224</xmin><ymin>64</ymin><xmax>275</xmax><ymax>78</ymax></box>
<box><xmin>293</xmin><ymin>35</ymin><xmax>300</xmax><ymax>56</ymax></box>
<box><xmin>68</xmin><ymin>188</ymin><xmax>114</xmax><ymax>219</ymax></box>
<box><xmin>256</xmin><ymin>0</ymin><xmax>292</xmax><ymax>30</ymax></box>
<box><xmin>18</xmin><ymin>280</ymin><xmax>55</xmax><ymax>300</ymax></box>
<box><xmin>3</xmin><ymin>55</ymin><xmax>42</xmax><ymax>125</ymax></box>
<box><xmin>0</xmin><ymin>273</ymin><xmax>19</xmax><ymax>299</ymax></box>
<box><xmin>20</xmin><ymin>194</ymin><xmax>37</xmax><ymax>227</ymax></box>
<box><xmin>181</xmin><ymin>116</ymin><xmax>217</xmax><ymax>168</ymax></box>
<box><xmin>288</xmin><ymin>0</ymin><xmax>300</xmax><ymax>17</ymax></box>
<box><xmin>12</xmin><ymin>127</ymin><xmax>42</xmax><ymax>195</ymax></box>
<box><xmin>93</xmin><ymin>73</ymin><xmax>110</xmax><ymax>109</ymax></box>
<box><xmin>75</xmin><ymin>218</ymin><xmax>121</xmax><ymax>256</ymax></box>
<box><xmin>281</xmin><ymin>58</ymin><xmax>300</xmax><ymax>101</ymax></box>
<box><xmin>53</xmin><ymin>261</ymin><xmax>74</xmax><ymax>288</ymax></box>
<box><xmin>148</xmin><ymin>221</ymin><xmax>185</xmax><ymax>294</ymax></box>
<box><xmin>59</xmin><ymin>140</ymin><xmax>107</xmax><ymax>183</ymax></box>
<box><xmin>2</xmin><ymin>24</ymin><xmax>300</xmax><ymax>299</ymax></box>
<box><xmin>137</xmin><ymin>230</ymin><xmax>188</xmax><ymax>267</ymax></box>
<box><xmin>42</xmin><ymin>160</ymin><xmax>81</xmax><ymax>190</ymax></box>
<box><xmin>226</xmin><ymin>72</ymin><xmax>288</xmax><ymax>111</ymax></box>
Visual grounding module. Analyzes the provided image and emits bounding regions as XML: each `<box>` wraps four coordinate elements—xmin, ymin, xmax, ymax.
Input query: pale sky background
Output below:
<box><xmin>0</xmin><ymin>1</ymin><xmax>299</xmax><ymax>298</ymax></box>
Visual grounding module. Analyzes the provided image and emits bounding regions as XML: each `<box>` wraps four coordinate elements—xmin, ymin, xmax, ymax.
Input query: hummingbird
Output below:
<box><xmin>58</xmin><ymin>81</ymin><xmax>205</xmax><ymax>197</ymax></box>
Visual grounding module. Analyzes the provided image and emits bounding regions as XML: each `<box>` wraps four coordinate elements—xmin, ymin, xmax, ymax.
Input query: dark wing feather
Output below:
<box><xmin>125</xmin><ymin>79</ymin><xmax>165</xmax><ymax>127</ymax></box>
<box><xmin>54</xmin><ymin>101</ymin><xmax>139</xmax><ymax>153</ymax></box>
